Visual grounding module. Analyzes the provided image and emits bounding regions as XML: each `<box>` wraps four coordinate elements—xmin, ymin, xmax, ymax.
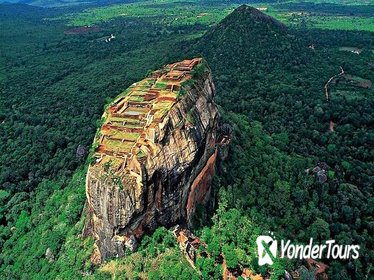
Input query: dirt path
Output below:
<box><xmin>324</xmin><ymin>66</ymin><xmax>344</xmax><ymax>101</ymax></box>
<box><xmin>324</xmin><ymin>67</ymin><xmax>344</xmax><ymax>133</ymax></box>
<box><xmin>329</xmin><ymin>120</ymin><xmax>335</xmax><ymax>132</ymax></box>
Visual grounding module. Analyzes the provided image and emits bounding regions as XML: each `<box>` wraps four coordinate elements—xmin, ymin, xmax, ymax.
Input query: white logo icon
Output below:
<box><xmin>256</xmin><ymin>234</ymin><xmax>360</xmax><ymax>266</ymax></box>
<box><xmin>256</xmin><ymin>235</ymin><xmax>277</xmax><ymax>266</ymax></box>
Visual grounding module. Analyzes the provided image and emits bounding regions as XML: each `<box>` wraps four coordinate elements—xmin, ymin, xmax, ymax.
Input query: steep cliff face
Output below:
<box><xmin>85</xmin><ymin>58</ymin><xmax>219</xmax><ymax>262</ymax></box>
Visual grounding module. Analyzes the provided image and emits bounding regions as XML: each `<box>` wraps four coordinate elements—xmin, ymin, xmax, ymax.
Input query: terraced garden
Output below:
<box><xmin>91</xmin><ymin>58</ymin><xmax>202</xmax><ymax>177</ymax></box>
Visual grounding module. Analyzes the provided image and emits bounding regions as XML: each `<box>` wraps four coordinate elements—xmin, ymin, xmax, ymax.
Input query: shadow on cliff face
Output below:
<box><xmin>189</xmin><ymin>121</ymin><xmax>233</xmax><ymax>230</ymax></box>
<box><xmin>188</xmin><ymin>178</ymin><xmax>218</xmax><ymax>230</ymax></box>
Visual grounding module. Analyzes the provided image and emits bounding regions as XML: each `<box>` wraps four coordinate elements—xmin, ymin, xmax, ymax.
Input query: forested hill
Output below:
<box><xmin>0</xmin><ymin>2</ymin><xmax>46</xmax><ymax>15</ymax></box>
<box><xmin>190</xmin><ymin>4</ymin><xmax>373</xmax><ymax>279</ymax></box>
<box><xmin>195</xmin><ymin>4</ymin><xmax>310</xmax><ymax>115</ymax></box>
<box><xmin>208</xmin><ymin>4</ymin><xmax>287</xmax><ymax>34</ymax></box>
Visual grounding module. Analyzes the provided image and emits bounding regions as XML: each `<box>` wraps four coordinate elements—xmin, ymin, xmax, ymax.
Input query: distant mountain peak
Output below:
<box><xmin>221</xmin><ymin>4</ymin><xmax>287</xmax><ymax>32</ymax></box>
<box><xmin>194</xmin><ymin>4</ymin><xmax>293</xmax><ymax>75</ymax></box>
<box><xmin>234</xmin><ymin>4</ymin><xmax>273</xmax><ymax>19</ymax></box>
<box><xmin>235</xmin><ymin>4</ymin><xmax>261</xmax><ymax>14</ymax></box>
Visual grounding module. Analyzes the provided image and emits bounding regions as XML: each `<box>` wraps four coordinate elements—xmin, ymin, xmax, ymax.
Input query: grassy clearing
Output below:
<box><xmin>333</xmin><ymin>89</ymin><xmax>370</xmax><ymax>101</ymax></box>
<box><xmin>55</xmin><ymin>0</ymin><xmax>374</xmax><ymax>32</ymax></box>
<box><xmin>265</xmin><ymin>10</ymin><xmax>374</xmax><ymax>32</ymax></box>
<box><xmin>263</xmin><ymin>5</ymin><xmax>374</xmax><ymax>32</ymax></box>
<box><xmin>313</xmin><ymin>16</ymin><xmax>374</xmax><ymax>32</ymax></box>
<box><xmin>129</xmin><ymin>95</ymin><xmax>144</xmax><ymax>102</ymax></box>
<box><xmin>59</xmin><ymin>0</ymin><xmax>234</xmax><ymax>27</ymax></box>
<box><xmin>342</xmin><ymin>74</ymin><xmax>372</xmax><ymax>88</ymax></box>
<box><xmin>107</xmin><ymin>131</ymin><xmax>140</xmax><ymax>140</ymax></box>
<box><xmin>291</xmin><ymin>0</ymin><xmax>372</xmax><ymax>5</ymax></box>
<box><xmin>339</xmin><ymin>47</ymin><xmax>363</xmax><ymax>53</ymax></box>
<box><xmin>154</xmin><ymin>81</ymin><xmax>168</xmax><ymax>89</ymax></box>
<box><xmin>107</xmin><ymin>116</ymin><xmax>140</xmax><ymax>124</ymax></box>
<box><xmin>104</xmin><ymin>138</ymin><xmax>135</xmax><ymax>152</ymax></box>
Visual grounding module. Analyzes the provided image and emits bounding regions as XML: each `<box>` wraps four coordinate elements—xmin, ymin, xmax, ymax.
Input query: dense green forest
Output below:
<box><xmin>0</xmin><ymin>1</ymin><xmax>373</xmax><ymax>279</ymax></box>
<box><xmin>190</xmin><ymin>6</ymin><xmax>373</xmax><ymax>279</ymax></box>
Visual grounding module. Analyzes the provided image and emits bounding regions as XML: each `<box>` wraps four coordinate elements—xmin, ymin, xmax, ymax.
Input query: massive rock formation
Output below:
<box><xmin>85</xmin><ymin>58</ymin><xmax>219</xmax><ymax>262</ymax></box>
